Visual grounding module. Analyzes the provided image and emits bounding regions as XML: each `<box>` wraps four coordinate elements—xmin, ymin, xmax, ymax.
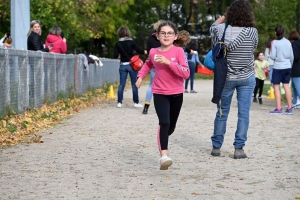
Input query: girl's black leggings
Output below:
<box><xmin>153</xmin><ymin>93</ymin><xmax>183</xmax><ymax>151</ymax></box>
<box><xmin>253</xmin><ymin>78</ymin><xmax>264</xmax><ymax>97</ymax></box>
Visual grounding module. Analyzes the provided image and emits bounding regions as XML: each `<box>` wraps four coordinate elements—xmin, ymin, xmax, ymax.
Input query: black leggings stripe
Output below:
<box><xmin>153</xmin><ymin>93</ymin><xmax>183</xmax><ymax>150</ymax></box>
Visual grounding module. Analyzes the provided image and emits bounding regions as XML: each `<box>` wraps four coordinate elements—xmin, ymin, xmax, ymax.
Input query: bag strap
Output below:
<box><xmin>117</xmin><ymin>42</ymin><xmax>131</xmax><ymax>61</ymax></box>
<box><xmin>220</xmin><ymin>24</ymin><xmax>229</xmax><ymax>42</ymax></box>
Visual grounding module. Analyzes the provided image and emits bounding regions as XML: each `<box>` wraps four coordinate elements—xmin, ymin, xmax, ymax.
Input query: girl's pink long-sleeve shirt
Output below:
<box><xmin>138</xmin><ymin>45</ymin><xmax>190</xmax><ymax>95</ymax></box>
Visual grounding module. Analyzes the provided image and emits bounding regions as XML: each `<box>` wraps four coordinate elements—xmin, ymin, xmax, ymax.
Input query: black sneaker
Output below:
<box><xmin>253</xmin><ymin>97</ymin><xmax>257</xmax><ymax>103</ymax></box>
<box><xmin>211</xmin><ymin>147</ymin><xmax>220</xmax><ymax>156</ymax></box>
<box><xmin>234</xmin><ymin>148</ymin><xmax>247</xmax><ymax>159</ymax></box>
<box><xmin>258</xmin><ymin>97</ymin><xmax>262</xmax><ymax>105</ymax></box>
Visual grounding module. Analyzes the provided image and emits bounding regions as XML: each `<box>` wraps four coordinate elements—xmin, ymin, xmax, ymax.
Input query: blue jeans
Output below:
<box><xmin>268</xmin><ymin>65</ymin><xmax>274</xmax><ymax>84</ymax></box>
<box><xmin>185</xmin><ymin>61</ymin><xmax>196</xmax><ymax>90</ymax></box>
<box><xmin>145</xmin><ymin>68</ymin><xmax>155</xmax><ymax>103</ymax></box>
<box><xmin>292</xmin><ymin>77</ymin><xmax>300</xmax><ymax>105</ymax></box>
<box><xmin>211</xmin><ymin>75</ymin><xmax>255</xmax><ymax>149</ymax></box>
<box><xmin>118</xmin><ymin>64</ymin><xmax>139</xmax><ymax>104</ymax></box>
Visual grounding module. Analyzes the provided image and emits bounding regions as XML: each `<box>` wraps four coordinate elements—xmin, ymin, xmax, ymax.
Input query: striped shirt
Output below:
<box><xmin>210</xmin><ymin>22</ymin><xmax>258</xmax><ymax>80</ymax></box>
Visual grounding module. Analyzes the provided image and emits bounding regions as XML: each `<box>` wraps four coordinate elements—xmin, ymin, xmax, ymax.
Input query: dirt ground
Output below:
<box><xmin>0</xmin><ymin>79</ymin><xmax>299</xmax><ymax>200</ymax></box>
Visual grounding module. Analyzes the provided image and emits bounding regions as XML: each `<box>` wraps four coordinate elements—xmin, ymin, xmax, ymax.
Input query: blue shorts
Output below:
<box><xmin>271</xmin><ymin>68</ymin><xmax>291</xmax><ymax>84</ymax></box>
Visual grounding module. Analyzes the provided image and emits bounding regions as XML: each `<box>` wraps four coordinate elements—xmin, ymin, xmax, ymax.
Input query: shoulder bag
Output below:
<box><xmin>117</xmin><ymin>42</ymin><xmax>144</xmax><ymax>71</ymax></box>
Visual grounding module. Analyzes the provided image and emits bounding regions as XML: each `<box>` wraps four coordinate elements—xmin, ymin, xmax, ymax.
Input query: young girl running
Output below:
<box><xmin>253</xmin><ymin>52</ymin><xmax>270</xmax><ymax>104</ymax></box>
<box><xmin>135</xmin><ymin>21</ymin><xmax>190</xmax><ymax>170</ymax></box>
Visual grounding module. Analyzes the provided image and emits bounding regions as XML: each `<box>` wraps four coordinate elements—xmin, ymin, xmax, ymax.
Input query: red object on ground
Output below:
<box><xmin>197</xmin><ymin>65</ymin><xmax>213</xmax><ymax>76</ymax></box>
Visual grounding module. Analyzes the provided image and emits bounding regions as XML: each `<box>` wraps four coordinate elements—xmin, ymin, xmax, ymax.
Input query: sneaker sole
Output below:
<box><xmin>211</xmin><ymin>152</ymin><xmax>220</xmax><ymax>156</ymax></box>
<box><xmin>160</xmin><ymin>160</ymin><xmax>173</xmax><ymax>170</ymax></box>
<box><xmin>234</xmin><ymin>155</ymin><xmax>247</xmax><ymax>159</ymax></box>
<box><xmin>134</xmin><ymin>105</ymin><xmax>143</xmax><ymax>108</ymax></box>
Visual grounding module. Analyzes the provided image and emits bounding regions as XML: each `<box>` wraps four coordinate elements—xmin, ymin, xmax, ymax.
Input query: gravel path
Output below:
<box><xmin>0</xmin><ymin>79</ymin><xmax>299</xmax><ymax>200</ymax></box>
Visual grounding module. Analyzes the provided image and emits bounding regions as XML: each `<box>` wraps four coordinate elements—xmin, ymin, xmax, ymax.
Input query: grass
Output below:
<box><xmin>194</xmin><ymin>73</ymin><xmax>213</xmax><ymax>80</ymax></box>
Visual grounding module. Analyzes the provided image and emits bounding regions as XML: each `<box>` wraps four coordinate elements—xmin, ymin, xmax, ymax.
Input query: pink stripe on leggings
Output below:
<box><xmin>157</xmin><ymin>125</ymin><xmax>161</xmax><ymax>151</ymax></box>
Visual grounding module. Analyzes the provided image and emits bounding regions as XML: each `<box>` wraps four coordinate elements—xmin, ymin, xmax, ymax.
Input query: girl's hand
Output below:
<box><xmin>155</xmin><ymin>54</ymin><xmax>170</xmax><ymax>65</ymax></box>
<box><xmin>135</xmin><ymin>77</ymin><xmax>143</xmax><ymax>89</ymax></box>
<box><xmin>265</xmin><ymin>65</ymin><xmax>270</xmax><ymax>71</ymax></box>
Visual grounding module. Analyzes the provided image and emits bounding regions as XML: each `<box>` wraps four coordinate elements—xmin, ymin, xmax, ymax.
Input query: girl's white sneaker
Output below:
<box><xmin>159</xmin><ymin>156</ymin><xmax>173</xmax><ymax>170</ymax></box>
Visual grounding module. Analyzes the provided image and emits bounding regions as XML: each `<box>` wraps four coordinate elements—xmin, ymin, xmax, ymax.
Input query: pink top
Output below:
<box><xmin>138</xmin><ymin>45</ymin><xmax>190</xmax><ymax>95</ymax></box>
<box><xmin>45</xmin><ymin>34</ymin><xmax>67</xmax><ymax>54</ymax></box>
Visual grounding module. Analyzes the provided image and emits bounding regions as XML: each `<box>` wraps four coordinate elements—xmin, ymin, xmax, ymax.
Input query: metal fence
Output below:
<box><xmin>0</xmin><ymin>48</ymin><xmax>120</xmax><ymax>117</ymax></box>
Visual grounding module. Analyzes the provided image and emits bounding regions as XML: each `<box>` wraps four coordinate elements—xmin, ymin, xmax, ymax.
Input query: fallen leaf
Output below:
<box><xmin>276</xmin><ymin>144</ymin><xmax>282</xmax><ymax>147</ymax></box>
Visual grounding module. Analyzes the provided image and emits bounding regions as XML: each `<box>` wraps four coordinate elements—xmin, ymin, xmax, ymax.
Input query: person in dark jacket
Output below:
<box><xmin>288</xmin><ymin>31</ymin><xmax>300</xmax><ymax>108</ymax></box>
<box><xmin>45</xmin><ymin>26</ymin><xmax>67</xmax><ymax>54</ymax></box>
<box><xmin>142</xmin><ymin>20</ymin><xmax>163</xmax><ymax>114</ymax></box>
<box><xmin>113</xmin><ymin>26</ymin><xmax>147</xmax><ymax>108</ymax></box>
<box><xmin>209</xmin><ymin>0</ymin><xmax>258</xmax><ymax>159</ymax></box>
<box><xmin>27</xmin><ymin>20</ymin><xmax>51</xmax><ymax>52</ymax></box>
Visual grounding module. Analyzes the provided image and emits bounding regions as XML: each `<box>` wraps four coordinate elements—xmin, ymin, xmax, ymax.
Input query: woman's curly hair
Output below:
<box><xmin>225</xmin><ymin>0</ymin><xmax>255</xmax><ymax>27</ymax></box>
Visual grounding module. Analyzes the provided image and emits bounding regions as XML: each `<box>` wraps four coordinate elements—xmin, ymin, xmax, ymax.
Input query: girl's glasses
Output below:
<box><xmin>159</xmin><ymin>31</ymin><xmax>175</xmax><ymax>37</ymax></box>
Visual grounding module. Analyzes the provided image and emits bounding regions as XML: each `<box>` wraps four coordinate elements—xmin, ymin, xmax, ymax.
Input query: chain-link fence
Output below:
<box><xmin>0</xmin><ymin>48</ymin><xmax>120</xmax><ymax>117</ymax></box>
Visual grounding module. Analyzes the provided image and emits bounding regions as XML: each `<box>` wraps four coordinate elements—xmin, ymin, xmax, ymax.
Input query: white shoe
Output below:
<box><xmin>117</xmin><ymin>103</ymin><xmax>122</xmax><ymax>108</ymax></box>
<box><xmin>159</xmin><ymin>156</ymin><xmax>173</xmax><ymax>170</ymax></box>
<box><xmin>134</xmin><ymin>103</ymin><xmax>143</xmax><ymax>108</ymax></box>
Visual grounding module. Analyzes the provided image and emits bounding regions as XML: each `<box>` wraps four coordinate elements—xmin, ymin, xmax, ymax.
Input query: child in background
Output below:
<box><xmin>253</xmin><ymin>52</ymin><xmax>269</xmax><ymax>104</ymax></box>
<box><xmin>135</xmin><ymin>21</ymin><xmax>190</xmax><ymax>170</ymax></box>
<box><xmin>0</xmin><ymin>33</ymin><xmax>13</xmax><ymax>48</ymax></box>
<box><xmin>142</xmin><ymin>20</ymin><xmax>163</xmax><ymax>114</ymax></box>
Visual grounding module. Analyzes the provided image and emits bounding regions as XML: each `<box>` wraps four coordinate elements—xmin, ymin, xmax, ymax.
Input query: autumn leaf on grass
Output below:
<box><xmin>1</xmin><ymin>120</ymin><xmax>7</xmax><ymax>128</ymax></box>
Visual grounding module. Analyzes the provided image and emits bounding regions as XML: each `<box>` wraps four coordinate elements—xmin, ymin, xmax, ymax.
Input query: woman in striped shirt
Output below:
<box><xmin>209</xmin><ymin>0</ymin><xmax>258</xmax><ymax>159</ymax></box>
